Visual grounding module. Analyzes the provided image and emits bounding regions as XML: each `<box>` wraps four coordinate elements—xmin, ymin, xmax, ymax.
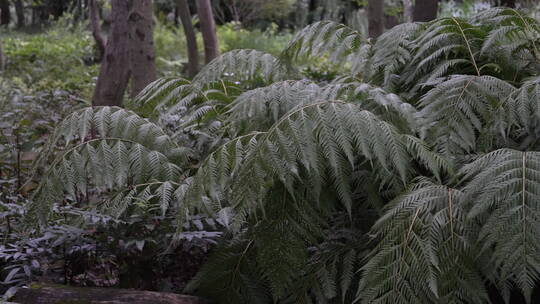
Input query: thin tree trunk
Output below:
<box><xmin>196</xmin><ymin>0</ymin><xmax>219</xmax><ymax>63</ymax></box>
<box><xmin>385</xmin><ymin>14</ymin><xmax>399</xmax><ymax>29</ymax></box>
<box><xmin>14</xmin><ymin>0</ymin><xmax>24</xmax><ymax>28</ymax></box>
<box><xmin>500</xmin><ymin>0</ymin><xmax>515</xmax><ymax>7</ymax></box>
<box><xmin>89</xmin><ymin>0</ymin><xmax>106</xmax><ymax>61</ymax></box>
<box><xmin>0</xmin><ymin>40</ymin><xmax>4</xmax><ymax>71</ymax></box>
<box><xmin>367</xmin><ymin>0</ymin><xmax>384</xmax><ymax>38</ymax></box>
<box><xmin>92</xmin><ymin>0</ymin><xmax>131</xmax><ymax>107</ymax></box>
<box><xmin>129</xmin><ymin>0</ymin><xmax>157</xmax><ymax>98</ymax></box>
<box><xmin>403</xmin><ymin>0</ymin><xmax>413</xmax><ymax>22</ymax></box>
<box><xmin>0</xmin><ymin>0</ymin><xmax>10</xmax><ymax>26</ymax></box>
<box><xmin>177</xmin><ymin>0</ymin><xmax>199</xmax><ymax>77</ymax></box>
<box><xmin>413</xmin><ymin>0</ymin><xmax>439</xmax><ymax>22</ymax></box>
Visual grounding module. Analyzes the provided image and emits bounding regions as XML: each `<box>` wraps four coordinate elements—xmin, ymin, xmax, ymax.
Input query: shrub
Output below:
<box><xmin>1</xmin><ymin>20</ymin><xmax>98</xmax><ymax>99</ymax></box>
<box><xmin>16</xmin><ymin>7</ymin><xmax>540</xmax><ymax>304</ymax></box>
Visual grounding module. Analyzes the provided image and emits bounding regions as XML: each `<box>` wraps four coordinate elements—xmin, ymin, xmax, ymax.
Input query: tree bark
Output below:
<box><xmin>92</xmin><ymin>0</ymin><xmax>131</xmax><ymax>107</ymax></box>
<box><xmin>14</xmin><ymin>0</ymin><xmax>24</xmax><ymax>27</ymax></box>
<box><xmin>368</xmin><ymin>0</ymin><xmax>384</xmax><ymax>38</ymax></box>
<box><xmin>403</xmin><ymin>0</ymin><xmax>414</xmax><ymax>22</ymax></box>
<box><xmin>385</xmin><ymin>14</ymin><xmax>399</xmax><ymax>29</ymax></box>
<box><xmin>89</xmin><ymin>0</ymin><xmax>106</xmax><ymax>61</ymax></box>
<box><xmin>500</xmin><ymin>0</ymin><xmax>516</xmax><ymax>7</ymax></box>
<box><xmin>196</xmin><ymin>0</ymin><xmax>219</xmax><ymax>63</ymax></box>
<box><xmin>128</xmin><ymin>0</ymin><xmax>157</xmax><ymax>98</ymax></box>
<box><xmin>12</xmin><ymin>283</ymin><xmax>206</xmax><ymax>304</ymax></box>
<box><xmin>0</xmin><ymin>0</ymin><xmax>10</xmax><ymax>26</ymax></box>
<box><xmin>0</xmin><ymin>39</ymin><xmax>4</xmax><ymax>71</ymax></box>
<box><xmin>413</xmin><ymin>0</ymin><xmax>439</xmax><ymax>22</ymax></box>
<box><xmin>177</xmin><ymin>0</ymin><xmax>199</xmax><ymax>77</ymax></box>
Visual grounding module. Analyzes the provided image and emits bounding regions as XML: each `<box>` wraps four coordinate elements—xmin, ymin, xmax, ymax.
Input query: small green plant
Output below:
<box><xmin>217</xmin><ymin>22</ymin><xmax>292</xmax><ymax>56</ymax></box>
<box><xmin>2</xmin><ymin>22</ymin><xmax>98</xmax><ymax>99</ymax></box>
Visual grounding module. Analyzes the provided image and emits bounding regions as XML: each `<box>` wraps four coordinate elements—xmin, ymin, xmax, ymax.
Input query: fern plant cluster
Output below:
<box><xmin>31</xmin><ymin>7</ymin><xmax>540</xmax><ymax>303</ymax></box>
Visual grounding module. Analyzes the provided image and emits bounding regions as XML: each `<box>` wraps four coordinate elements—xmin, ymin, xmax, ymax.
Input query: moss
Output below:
<box><xmin>29</xmin><ymin>283</ymin><xmax>43</xmax><ymax>289</ymax></box>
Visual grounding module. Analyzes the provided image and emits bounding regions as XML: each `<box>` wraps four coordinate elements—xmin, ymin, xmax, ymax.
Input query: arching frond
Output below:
<box><xmin>359</xmin><ymin>181</ymin><xmax>487</xmax><ymax>304</ymax></box>
<box><xmin>184</xmin><ymin>102</ymin><xmax>445</xmax><ymax>230</ymax></box>
<box><xmin>100</xmin><ymin>180</ymin><xmax>185</xmax><ymax>218</ymax></box>
<box><xmin>285</xmin><ymin>220</ymin><xmax>364</xmax><ymax>304</ymax></box>
<box><xmin>226</xmin><ymin>80</ymin><xmax>324</xmax><ymax>134</ymax></box>
<box><xmin>419</xmin><ymin>75</ymin><xmax>516</xmax><ymax>154</ymax></box>
<box><xmin>506</xmin><ymin>77</ymin><xmax>540</xmax><ymax>149</ymax></box>
<box><xmin>185</xmin><ymin>190</ymin><xmax>325</xmax><ymax>304</ymax></box>
<box><xmin>336</xmin><ymin>82</ymin><xmax>419</xmax><ymax>132</ymax></box>
<box><xmin>280</xmin><ymin>21</ymin><xmax>369</xmax><ymax>75</ymax></box>
<box><xmin>30</xmin><ymin>107</ymin><xmax>186</xmax><ymax>224</ymax></box>
<box><xmin>227</xmin><ymin>80</ymin><xmax>419</xmax><ymax>136</ymax></box>
<box><xmin>184</xmin><ymin>234</ymin><xmax>271</xmax><ymax>304</ymax></box>
<box><xmin>132</xmin><ymin>77</ymin><xmax>193</xmax><ymax>116</ymax></box>
<box><xmin>368</xmin><ymin>23</ymin><xmax>424</xmax><ymax>90</ymax></box>
<box><xmin>180</xmin><ymin>133</ymin><xmax>263</xmax><ymax>224</ymax></box>
<box><xmin>403</xmin><ymin>17</ymin><xmax>484</xmax><ymax>92</ymax></box>
<box><xmin>473</xmin><ymin>7</ymin><xmax>540</xmax><ymax>56</ymax></box>
<box><xmin>192</xmin><ymin>49</ymin><xmax>286</xmax><ymax>87</ymax></box>
<box><xmin>461</xmin><ymin>149</ymin><xmax>540</xmax><ymax>301</ymax></box>
<box><xmin>472</xmin><ymin>8</ymin><xmax>540</xmax><ymax>81</ymax></box>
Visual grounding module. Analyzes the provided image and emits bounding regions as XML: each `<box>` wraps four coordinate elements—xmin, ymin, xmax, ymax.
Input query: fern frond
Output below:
<box><xmin>280</xmin><ymin>21</ymin><xmax>369</xmax><ymax>75</ymax></box>
<box><xmin>368</xmin><ymin>23</ymin><xmax>424</xmax><ymax>90</ymax></box>
<box><xmin>419</xmin><ymin>75</ymin><xmax>516</xmax><ymax>154</ymax></box>
<box><xmin>30</xmin><ymin>107</ymin><xmax>187</xmax><ymax>224</ymax></box>
<box><xmin>472</xmin><ymin>8</ymin><xmax>540</xmax><ymax>82</ymax></box>
<box><xmin>226</xmin><ymin>80</ymin><xmax>324</xmax><ymax>134</ymax></box>
<box><xmin>181</xmin><ymin>132</ymin><xmax>263</xmax><ymax>224</ymax></box>
<box><xmin>359</xmin><ymin>181</ymin><xmax>487</xmax><ymax>304</ymax></box>
<box><xmin>505</xmin><ymin>77</ymin><xmax>540</xmax><ymax>149</ymax></box>
<box><xmin>403</xmin><ymin>18</ymin><xmax>484</xmax><ymax>92</ymax></box>
<box><xmin>230</xmin><ymin>104</ymin><xmax>435</xmax><ymax>223</ymax></box>
<box><xmin>227</xmin><ymin>80</ymin><xmax>419</xmax><ymax>136</ymax></box>
<box><xmin>132</xmin><ymin>77</ymin><xmax>193</xmax><ymax>115</ymax></box>
<box><xmin>192</xmin><ymin>49</ymin><xmax>286</xmax><ymax>87</ymax></box>
<box><xmin>460</xmin><ymin>149</ymin><xmax>540</xmax><ymax>301</ymax></box>
<box><xmin>184</xmin><ymin>234</ymin><xmax>272</xmax><ymax>303</ymax></box>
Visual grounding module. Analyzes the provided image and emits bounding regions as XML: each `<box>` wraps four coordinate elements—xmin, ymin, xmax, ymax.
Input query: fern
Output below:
<box><xmin>30</xmin><ymin>107</ymin><xmax>186</xmax><ymax>224</ymax></box>
<box><xmin>192</xmin><ymin>49</ymin><xmax>286</xmax><ymax>86</ymax></box>
<box><xmin>280</xmin><ymin>21</ymin><xmax>369</xmax><ymax>75</ymax></box>
<box><xmin>403</xmin><ymin>17</ymin><xmax>484</xmax><ymax>92</ymax></box>
<box><xmin>31</xmin><ymin>8</ymin><xmax>540</xmax><ymax>303</ymax></box>
<box><xmin>419</xmin><ymin>75</ymin><xmax>516</xmax><ymax>154</ymax></box>
<box><xmin>368</xmin><ymin>23</ymin><xmax>424</xmax><ymax>90</ymax></box>
<box><xmin>359</xmin><ymin>180</ymin><xmax>487</xmax><ymax>304</ymax></box>
<box><xmin>461</xmin><ymin>149</ymin><xmax>540</xmax><ymax>302</ymax></box>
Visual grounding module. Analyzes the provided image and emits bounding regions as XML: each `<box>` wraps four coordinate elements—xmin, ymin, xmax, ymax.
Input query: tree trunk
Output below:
<box><xmin>14</xmin><ymin>0</ymin><xmax>24</xmax><ymax>27</ymax></box>
<box><xmin>92</xmin><ymin>0</ymin><xmax>131</xmax><ymax>107</ymax></box>
<box><xmin>0</xmin><ymin>0</ymin><xmax>10</xmax><ymax>26</ymax></box>
<box><xmin>129</xmin><ymin>0</ymin><xmax>157</xmax><ymax>98</ymax></box>
<box><xmin>367</xmin><ymin>0</ymin><xmax>384</xmax><ymax>38</ymax></box>
<box><xmin>413</xmin><ymin>0</ymin><xmax>439</xmax><ymax>22</ymax></box>
<box><xmin>403</xmin><ymin>0</ymin><xmax>413</xmax><ymax>22</ymax></box>
<box><xmin>12</xmin><ymin>283</ymin><xmax>206</xmax><ymax>304</ymax></box>
<box><xmin>177</xmin><ymin>0</ymin><xmax>199</xmax><ymax>77</ymax></box>
<box><xmin>0</xmin><ymin>39</ymin><xmax>4</xmax><ymax>71</ymax></box>
<box><xmin>89</xmin><ymin>0</ymin><xmax>106</xmax><ymax>61</ymax></box>
<box><xmin>196</xmin><ymin>0</ymin><xmax>219</xmax><ymax>63</ymax></box>
<box><xmin>500</xmin><ymin>0</ymin><xmax>515</xmax><ymax>7</ymax></box>
<box><xmin>385</xmin><ymin>15</ymin><xmax>399</xmax><ymax>29</ymax></box>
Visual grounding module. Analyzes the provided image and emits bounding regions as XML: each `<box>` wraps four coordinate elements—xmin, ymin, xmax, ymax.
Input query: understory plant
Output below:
<box><xmin>25</xmin><ymin>7</ymin><xmax>540</xmax><ymax>304</ymax></box>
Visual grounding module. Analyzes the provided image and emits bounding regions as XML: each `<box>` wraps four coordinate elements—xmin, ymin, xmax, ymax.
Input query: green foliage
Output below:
<box><xmin>1</xmin><ymin>22</ymin><xmax>98</xmax><ymax>99</ymax></box>
<box><xmin>217</xmin><ymin>23</ymin><xmax>293</xmax><ymax>57</ymax></box>
<box><xmin>18</xmin><ymin>7</ymin><xmax>540</xmax><ymax>304</ymax></box>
